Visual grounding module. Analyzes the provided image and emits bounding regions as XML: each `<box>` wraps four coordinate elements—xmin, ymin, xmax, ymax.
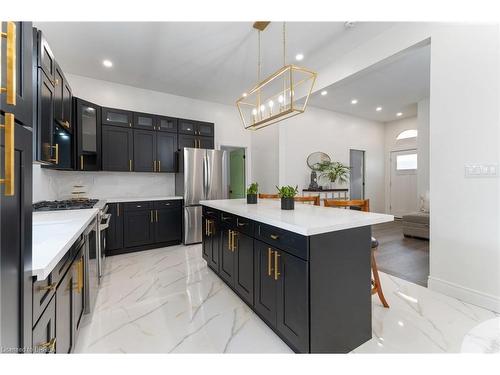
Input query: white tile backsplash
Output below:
<box><xmin>33</xmin><ymin>164</ymin><xmax>175</xmax><ymax>202</ymax></box>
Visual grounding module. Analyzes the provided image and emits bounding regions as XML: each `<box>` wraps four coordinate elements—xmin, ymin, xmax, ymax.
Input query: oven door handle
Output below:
<box><xmin>100</xmin><ymin>213</ymin><xmax>112</xmax><ymax>231</ymax></box>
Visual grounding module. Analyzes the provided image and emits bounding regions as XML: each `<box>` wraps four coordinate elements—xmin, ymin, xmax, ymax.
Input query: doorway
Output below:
<box><xmin>389</xmin><ymin>149</ymin><xmax>418</xmax><ymax>218</ymax></box>
<box><xmin>349</xmin><ymin>149</ymin><xmax>365</xmax><ymax>200</ymax></box>
<box><xmin>220</xmin><ymin>146</ymin><xmax>246</xmax><ymax>199</ymax></box>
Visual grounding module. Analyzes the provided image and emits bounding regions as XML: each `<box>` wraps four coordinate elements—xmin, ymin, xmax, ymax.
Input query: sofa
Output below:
<box><xmin>402</xmin><ymin>192</ymin><xmax>430</xmax><ymax>240</ymax></box>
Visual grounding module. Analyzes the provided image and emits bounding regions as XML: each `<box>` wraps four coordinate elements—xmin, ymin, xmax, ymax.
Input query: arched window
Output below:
<box><xmin>396</xmin><ymin>129</ymin><xmax>418</xmax><ymax>140</ymax></box>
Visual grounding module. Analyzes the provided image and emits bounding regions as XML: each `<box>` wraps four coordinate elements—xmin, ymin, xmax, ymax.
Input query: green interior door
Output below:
<box><xmin>229</xmin><ymin>149</ymin><xmax>246</xmax><ymax>199</ymax></box>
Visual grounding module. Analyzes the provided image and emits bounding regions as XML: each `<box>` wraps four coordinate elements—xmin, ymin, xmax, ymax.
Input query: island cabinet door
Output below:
<box><xmin>276</xmin><ymin>250</ymin><xmax>309</xmax><ymax>353</ymax></box>
<box><xmin>233</xmin><ymin>232</ymin><xmax>254</xmax><ymax>305</ymax></box>
<box><xmin>106</xmin><ymin>203</ymin><xmax>124</xmax><ymax>250</ymax></box>
<box><xmin>56</xmin><ymin>266</ymin><xmax>74</xmax><ymax>353</ymax></box>
<box><xmin>254</xmin><ymin>240</ymin><xmax>278</xmax><ymax>326</ymax></box>
<box><xmin>219</xmin><ymin>226</ymin><xmax>236</xmax><ymax>285</ymax></box>
<box><xmin>209</xmin><ymin>218</ymin><xmax>221</xmax><ymax>270</ymax></box>
<box><xmin>202</xmin><ymin>216</ymin><xmax>219</xmax><ymax>271</ymax></box>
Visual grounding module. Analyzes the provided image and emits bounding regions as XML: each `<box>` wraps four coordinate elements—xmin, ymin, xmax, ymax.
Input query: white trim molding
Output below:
<box><xmin>428</xmin><ymin>276</ymin><xmax>500</xmax><ymax>313</ymax></box>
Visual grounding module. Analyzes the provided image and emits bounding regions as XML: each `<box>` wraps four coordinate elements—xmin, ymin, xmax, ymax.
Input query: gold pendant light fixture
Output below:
<box><xmin>236</xmin><ymin>22</ymin><xmax>317</xmax><ymax>130</ymax></box>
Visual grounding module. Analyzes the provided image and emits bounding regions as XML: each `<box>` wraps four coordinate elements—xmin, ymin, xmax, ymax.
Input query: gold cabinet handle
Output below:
<box><xmin>116</xmin><ymin>203</ymin><xmax>120</xmax><ymax>217</ymax></box>
<box><xmin>61</xmin><ymin>120</ymin><xmax>70</xmax><ymax>129</ymax></box>
<box><xmin>270</xmin><ymin>234</ymin><xmax>279</xmax><ymax>240</ymax></box>
<box><xmin>52</xmin><ymin>78</ymin><xmax>59</xmax><ymax>86</ymax></box>
<box><xmin>268</xmin><ymin>248</ymin><xmax>273</xmax><ymax>276</ymax></box>
<box><xmin>38</xmin><ymin>337</ymin><xmax>56</xmax><ymax>353</ymax></box>
<box><xmin>80</xmin><ymin>155</ymin><xmax>84</xmax><ymax>170</ymax></box>
<box><xmin>49</xmin><ymin>144</ymin><xmax>59</xmax><ymax>164</ymax></box>
<box><xmin>153</xmin><ymin>160</ymin><xmax>156</xmax><ymax>172</ymax></box>
<box><xmin>228</xmin><ymin>229</ymin><xmax>232</xmax><ymax>251</ymax></box>
<box><xmin>274</xmin><ymin>251</ymin><xmax>281</xmax><ymax>280</ymax></box>
<box><xmin>75</xmin><ymin>258</ymin><xmax>84</xmax><ymax>293</ymax></box>
<box><xmin>0</xmin><ymin>113</ymin><xmax>15</xmax><ymax>196</ymax></box>
<box><xmin>129</xmin><ymin>159</ymin><xmax>132</xmax><ymax>171</ymax></box>
<box><xmin>155</xmin><ymin>209</ymin><xmax>158</xmax><ymax>223</ymax></box>
<box><xmin>1</xmin><ymin>22</ymin><xmax>16</xmax><ymax>105</ymax></box>
<box><xmin>38</xmin><ymin>283</ymin><xmax>56</xmax><ymax>292</ymax></box>
<box><xmin>150</xmin><ymin>210</ymin><xmax>153</xmax><ymax>223</ymax></box>
<box><xmin>158</xmin><ymin>160</ymin><xmax>161</xmax><ymax>172</ymax></box>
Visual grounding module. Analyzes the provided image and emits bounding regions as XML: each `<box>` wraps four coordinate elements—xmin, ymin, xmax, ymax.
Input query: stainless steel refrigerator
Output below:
<box><xmin>176</xmin><ymin>148</ymin><xmax>228</xmax><ymax>244</ymax></box>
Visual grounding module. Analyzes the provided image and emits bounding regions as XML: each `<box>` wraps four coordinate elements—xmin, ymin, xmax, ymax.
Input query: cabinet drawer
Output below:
<box><xmin>235</xmin><ymin>216</ymin><xmax>254</xmax><ymax>236</ymax></box>
<box><xmin>123</xmin><ymin>201</ymin><xmax>152</xmax><ymax>211</ymax></box>
<box><xmin>153</xmin><ymin>200</ymin><xmax>182</xmax><ymax>209</ymax></box>
<box><xmin>202</xmin><ymin>206</ymin><xmax>219</xmax><ymax>219</ymax></box>
<box><xmin>255</xmin><ymin>223</ymin><xmax>309</xmax><ymax>261</ymax></box>
<box><xmin>220</xmin><ymin>212</ymin><xmax>237</xmax><ymax>227</ymax></box>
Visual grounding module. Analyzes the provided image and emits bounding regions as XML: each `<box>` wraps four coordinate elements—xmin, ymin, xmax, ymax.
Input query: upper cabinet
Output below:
<box><xmin>157</xmin><ymin>116</ymin><xmax>177</xmax><ymax>133</ymax></box>
<box><xmin>75</xmin><ymin>98</ymin><xmax>101</xmax><ymax>171</ymax></box>
<box><xmin>37</xmin><ymin>30</ymin><xmax>55</xmax><ymax>81</ymax></box>
<box><xmin>102</xmin><ymin>107</ymin><xmax>133</xmax><ymax>128</ymax></box>
<box><xmin>133</xmin><ymin>112</ymin><xmax>156</xmax><ymax>131</ymax></box>
<box><xmin>33</xmin><ymin>29</ymin><xmax>73</xmax><ymax>169</ymax></box>
<box><xmin>178</xmin><ymin>119</ymin><xmax>214</xmax><ymax>137</ymax></box>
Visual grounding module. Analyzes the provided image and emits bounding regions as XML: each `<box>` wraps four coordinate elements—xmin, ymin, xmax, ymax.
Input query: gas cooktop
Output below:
<box><xmin>33</xmin><ymin>199</ymin><xmax>99</xmax><ymax>212</ymax></box>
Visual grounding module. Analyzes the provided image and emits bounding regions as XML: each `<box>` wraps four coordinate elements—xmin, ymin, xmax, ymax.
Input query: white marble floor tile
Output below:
<box><xmin>74</xmin><ymin>244</ymin><xmax>497</xmax><ymax>354</ymax></box>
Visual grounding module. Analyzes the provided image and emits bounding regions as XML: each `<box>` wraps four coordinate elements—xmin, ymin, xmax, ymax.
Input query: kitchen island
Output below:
<box><xmin>200</xmin><ymin>198</ymin><xmax>393</xmax><ymax>353</ymax></box>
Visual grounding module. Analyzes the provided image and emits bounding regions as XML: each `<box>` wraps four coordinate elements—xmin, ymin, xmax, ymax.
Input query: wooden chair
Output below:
<box><xmin>258</xmin><ymin>193</ymin><xmax>279</xmax><ymax>199</ymax></box>
<box><xmin>323</xmin><ymin>198</ymin><xmax>389</xmax><ymax>308</ymax></box>
<box><xmin>294</xmin><ymin>195</ymin><xmax>320</xmax><ymax>206</ymax></box>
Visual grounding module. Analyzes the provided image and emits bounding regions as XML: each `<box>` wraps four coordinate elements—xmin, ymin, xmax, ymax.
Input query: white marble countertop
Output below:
<box><xmin>32</xmin><ymin>208</ymin><xmax>99</xmax><ymax>280</ymax></box>
<box><xmin>200</xmin><ymin>199</ymin><xmax>394</xmax><ymax>236</ymax></box>
<box><xmin>105</xmin><ymin>196</ymin><xmax>183</xmax><ymax>203</ymax></box>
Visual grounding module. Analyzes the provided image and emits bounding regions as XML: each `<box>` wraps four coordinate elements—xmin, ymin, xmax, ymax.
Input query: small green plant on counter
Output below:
<box><xmin>276</xmin><ymin>185</ymin><xmax>299</xmax><ymax>198</ymax></box>
<box><xmin>317</xmin><ymin>161</ymin><xmax>350</xmax><ymax>185</ymax></box>
<box><xmin>246</xmin><ymin>182</ymin><xmax>259</xmax><ymax>195</ymax></box>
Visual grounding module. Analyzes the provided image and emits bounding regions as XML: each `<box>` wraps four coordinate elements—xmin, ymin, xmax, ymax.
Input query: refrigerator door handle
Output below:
<box><xmin>203</xmin><ymin>154</ymin><xmax>208</xmax><ymax>199</ymax></box>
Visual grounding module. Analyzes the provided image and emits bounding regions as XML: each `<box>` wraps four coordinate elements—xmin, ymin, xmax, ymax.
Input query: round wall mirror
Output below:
<box><xmin>307</xmin><ymin>152</ymin><xmax>331</xmax><ymax>171</ymax></box>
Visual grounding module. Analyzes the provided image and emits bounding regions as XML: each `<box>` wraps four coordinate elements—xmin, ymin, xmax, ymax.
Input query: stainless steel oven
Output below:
<box><xmin>97</xmin><ymin>204</ymin><xmax>111</xmax><ymax>281</ymax></box>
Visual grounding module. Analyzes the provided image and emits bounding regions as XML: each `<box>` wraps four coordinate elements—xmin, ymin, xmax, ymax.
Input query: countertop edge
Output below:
<box><xmin>32</xmin><ymin>209</ymin><xmax>99</xmax><ymax>280</ymax></box>
<box><xmin>105</xmin><ymin>196</ymin><xmax>183</xmax><ymax>203</ymax></box>
<box><xmin>200</xmin><ymin>200</ymin><xmax>394</xmax><ymax>236</ymax></box>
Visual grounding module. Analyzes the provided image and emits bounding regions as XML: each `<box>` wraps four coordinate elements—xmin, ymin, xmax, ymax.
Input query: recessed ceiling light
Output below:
<box><xmin>320</xmin><ymin>90</ymin><xmax>328</xmax><ymax>96</ymax></box>
<box><xmin>398</xmin><ymin>321</ymin><xmax>404</xmax><ymax>327</ymax></box>
<box><xmin>351</xmin><ymin>99</ymin><xmax>358</xmax><ymax>104</ymax></box>
<box><xmin>295</xmin><ymin>53</ymin><xmax>304</xmax><ymax>61</ymax></box>
<box><xmin>396</xmin><ymin>112</ymin><xmax>403</xmax><ymax>117</ymax></box>
<box><xmin>102</xmin><ymin>59</ymin><xmax>113</xmax><ymax>68</ymax></box>
<box><xmin>242</xmin><ymin>92</ymin><xmax>247</xmax><ymax>98</ymax></box>
<box><xmin>376</xmin><ymin>106</ymin><xmax>382</xmax><ymax>112</ymax></box>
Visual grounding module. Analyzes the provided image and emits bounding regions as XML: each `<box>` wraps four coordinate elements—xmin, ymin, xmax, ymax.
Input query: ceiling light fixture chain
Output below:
<box><xmin>283</xmin><ymin>21</ymin><xmax>286</xmax><ymax>66</ymax></box>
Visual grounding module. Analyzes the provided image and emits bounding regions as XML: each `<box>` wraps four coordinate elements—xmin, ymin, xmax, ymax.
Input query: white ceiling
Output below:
<box><xmin>34</xmin><ymin>22</ymin><xmax>395</xmax><ymax>105</ymax></box>
<box><xmin>309</xmin><ymin>43</ymin><xmax>431</xmax><ymax>122</ymax></box>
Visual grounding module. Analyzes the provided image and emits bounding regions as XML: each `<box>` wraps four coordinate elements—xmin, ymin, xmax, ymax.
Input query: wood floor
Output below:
<box><xmin>372</xmin><ymin>220</ymin><xmax>429</xmax><ymax>287</ymax></box>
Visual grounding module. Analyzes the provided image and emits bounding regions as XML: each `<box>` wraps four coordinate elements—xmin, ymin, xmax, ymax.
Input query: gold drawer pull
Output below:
<box><xmin>231</xmin><ymin>231</ymin><xmax>238</xmax><ymax>251</ymax></box>
<box><xmin>228</xmin><ymin>229</ymin><xmax>232</xmax><ymax>250</ymax></box>
<box><xmin>274</xmin><ymin>251</ymin><xmax>281</xmax><ymax>280</ymax></box>
<box><xmin>158</xmin><ymin>160</ymin><xmax>161</xmax><ymax>172</ymax></box>
<box><xmin>1</xmin><ymin>22</ymin><xmax>16</xmax><ymax>105</ymax></box>
<box><xmin>129</xmin><ymin>159</ymin><xmax>132</xmax><ymax>171</ymax></box>
<box><xmin>38</xmin><ymin>337</ymin><xmax>56</xmax><ymax>353</ymax></box>
<box><xmin>155</xmin><ymin>209</ymin><xmax>158</xmax><ymax>223</ymax></box>
<box><xmin>38</xmin><ymin>283</ymin><xmax>56</xmax><ymax>292</ymax></box>
<box><xmin>270</xmin><ymin>234</ymin><xmax>279</xmax><ymax>240</ymax></box>
<box><xmin>150</xmin><ymin>210</ymin><xmax>153</xmax><ymax>223</ymax></box>
<box><xmin>268</xmin><ymin>248</ymin><xmax>273</xmax><ymax>276</ymax></box>
<box><xmin>0</xmin><ymin>113</ymin><xmax>15</xmax><ymax>196</ymax></box>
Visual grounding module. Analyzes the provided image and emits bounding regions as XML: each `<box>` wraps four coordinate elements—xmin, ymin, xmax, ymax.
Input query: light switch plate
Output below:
<box><xmin>465</xmin><ymin>163</ymin><xmax>499</xmax><ymax>178</ymax></box>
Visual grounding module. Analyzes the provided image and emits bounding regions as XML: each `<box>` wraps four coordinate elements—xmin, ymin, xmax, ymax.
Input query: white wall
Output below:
<box><xmin>417</xmin><ymin>98</ymin><xmax>430</xmax><ymax>201</ymax></box>
<box><xmin>33</xmin><ymin>74</ymin><xmax>252</xmax><ymax>201</ymax></box>
<box><xmin>310</xmin><ymin>22</ymin><xmax>500</xmax><ymax>311</ymax></box>
<box><xmin>278</xmin><ymin>107</ymin><xmax>386</xmax><ymax>213</ymax></box>
<box><xmin>383</xmin><ymin>116</ymin><xmax>418</xmax><ymax>213</ymax></box>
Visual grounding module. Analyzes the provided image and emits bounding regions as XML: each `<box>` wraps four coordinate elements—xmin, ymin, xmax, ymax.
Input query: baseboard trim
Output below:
<box><xmin>428</xmin><ymin>276</ymin><xmax>500</xmax><ymax>313</ymax></box>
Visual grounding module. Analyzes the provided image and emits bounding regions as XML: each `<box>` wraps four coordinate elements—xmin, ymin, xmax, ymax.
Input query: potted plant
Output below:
<box><xmin>246</xmin><ymin>182</ymin><xmax>258</xmax><ymax>204</ymax></box>
<box><xmin>317</xmin><ymin>161</ymin><xmax>350</xmax><ymax>188</ymax></box>
<box><xmin>276</xmin><ymin>185</ymin><xmax>298</xmax><ymax>210</ymax></box>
